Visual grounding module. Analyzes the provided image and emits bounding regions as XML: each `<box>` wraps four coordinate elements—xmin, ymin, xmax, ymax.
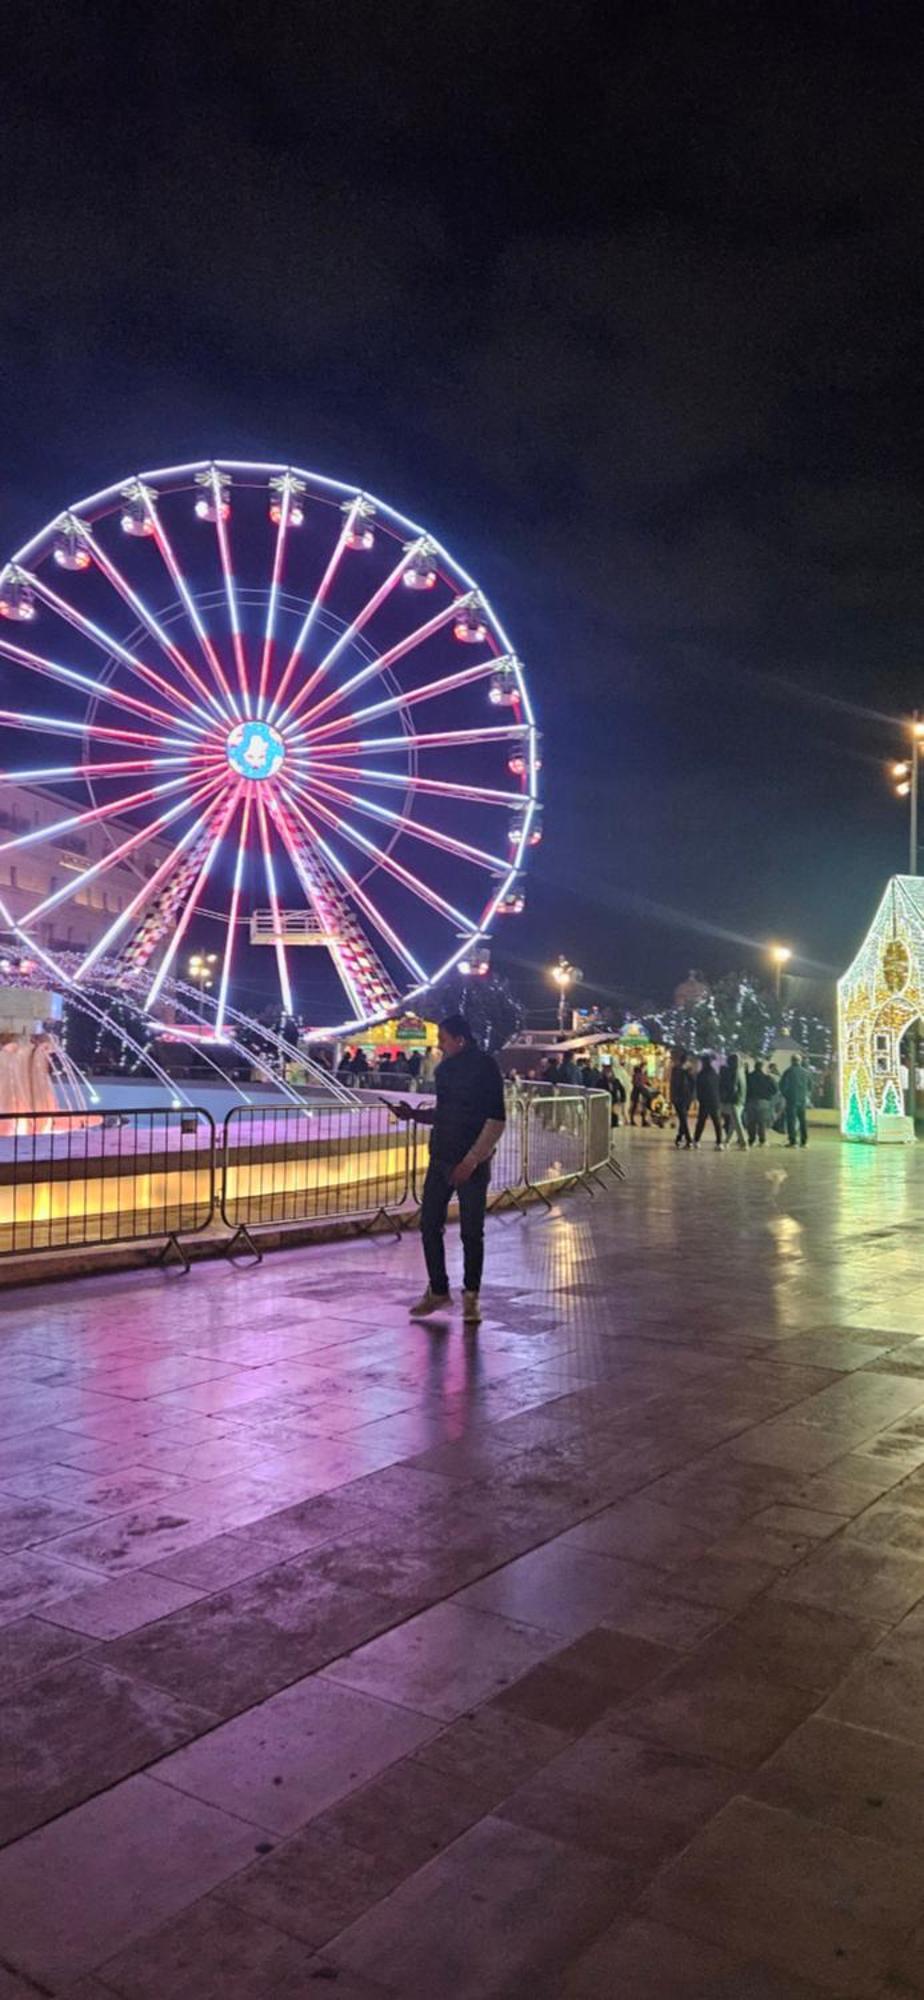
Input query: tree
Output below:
<box><xmin>422</xmin><ymin>971</ymin><xmax>523</xmax><ymax>1053</ymax></box>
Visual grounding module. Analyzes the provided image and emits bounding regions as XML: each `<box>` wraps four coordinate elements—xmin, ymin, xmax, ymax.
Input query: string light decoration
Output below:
<box><xmin>837</xmin><ymin>875</ymin><xmax>923</xmax><ymax>1142</ymax></box>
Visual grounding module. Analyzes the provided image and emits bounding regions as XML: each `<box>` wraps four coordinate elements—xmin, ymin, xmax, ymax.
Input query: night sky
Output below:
<box><xmin>2</xmin><ymin>3</ymin><xmax>922</xmax><ymax>1015</ymax></box>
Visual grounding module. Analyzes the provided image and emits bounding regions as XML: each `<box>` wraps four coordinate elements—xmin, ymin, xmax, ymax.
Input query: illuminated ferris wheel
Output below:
<box><xmin>0</xmin><ymin>460</ymin><xmax>541</xmax><ymax>1035</ymax></box>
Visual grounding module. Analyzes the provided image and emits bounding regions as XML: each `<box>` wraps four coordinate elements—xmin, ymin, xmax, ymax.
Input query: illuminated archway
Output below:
<box><xmin>837</xmin><ymin>875</ymin><xmax>924</xmax><ymax>1142</ymax></box>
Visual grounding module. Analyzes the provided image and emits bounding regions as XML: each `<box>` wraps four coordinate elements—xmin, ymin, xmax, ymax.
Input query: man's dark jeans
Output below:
<box><xmin>786</xmin><ymin>1104</ymin><xmax>808</xmax><ymax>1146</ymax></box>
<box><xmin>420</xmin><ymin>1158</ymin><xmax>490</xmax><ymax>1294</ymax></box>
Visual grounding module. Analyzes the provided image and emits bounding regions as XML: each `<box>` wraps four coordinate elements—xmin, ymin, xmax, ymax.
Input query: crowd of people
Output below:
<box><xmin>668</xmin><ymin>1048</ymin><xmax>812</xmax><ymax>1150</ymax></box>
<box><xmin>337</xmin><ymin>1044</ymin><xmax>438</xmax><ymax>1089</ymax></box>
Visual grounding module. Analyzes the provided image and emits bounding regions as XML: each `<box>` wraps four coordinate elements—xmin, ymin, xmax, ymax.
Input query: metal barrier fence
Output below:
<box><xmin>0</xmin><ymin>1109</ymin><xmax>215</xmax><ymax>1260</ymax></box>
<box><xmin>221</xmin><ymin>1101</ymin><xmax>413</xmax><ymax>1247</ymax></box>
<box><xmin>0</xmin><ymin>1085</ymin><xmax>620</xmax><ymax>1269</ymax></box>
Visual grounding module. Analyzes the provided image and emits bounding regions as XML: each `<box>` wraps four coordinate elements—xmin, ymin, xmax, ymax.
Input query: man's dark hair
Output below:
<box><xmin>439</xmin><ymin>1012</ymin><xmax>474</xmax><ymax>1043</ymax></box>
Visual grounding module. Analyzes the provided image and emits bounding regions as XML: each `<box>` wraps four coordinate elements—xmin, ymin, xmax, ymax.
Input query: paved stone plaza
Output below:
<box><xmin>3</xmin><ymin>1132</ymin><xmax>924</xmax><ymax>1995</ymax></box>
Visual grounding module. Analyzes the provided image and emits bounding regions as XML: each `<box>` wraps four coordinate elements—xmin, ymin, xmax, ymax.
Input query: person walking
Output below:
<box><xmin>392</xmin><ymin>1014</ymin><xmax>506</xmax><ymax>1325</ymax></box>
<box><xmin>745</xmin><ymin>1058</ymin><xmax>777</xmax><ymax>1146</ymax></box>
<box><xmin>629</xmin><ymin>1062</ymin><xmax>651</xmax><ymax>1126</ymax></box>
<box><xmin>693</xmin><ymin>1054</ymin><xmax>723</xmax><ymax>1147</ymax></box>
<box><xmin>780</xmin><ymin>1052</ymin><xmax>810</xmax><ymax>1147</ymax></box>
<box><xmin>670</xmin><ymin>1049</ymin><xmax>695</xmax><ymax>1149</ymax></box>
<box><xmin>719</xmin><ymin>1051</ymin><xmax>747</xmax><ymax>1149</ymax></box>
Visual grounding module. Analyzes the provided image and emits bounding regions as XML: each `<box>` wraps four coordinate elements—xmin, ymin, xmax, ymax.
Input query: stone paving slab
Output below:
<box><xmin>2</xmin><ymin>1132</ymin><xmax>924</xmax><ymax>1991</ymax></box>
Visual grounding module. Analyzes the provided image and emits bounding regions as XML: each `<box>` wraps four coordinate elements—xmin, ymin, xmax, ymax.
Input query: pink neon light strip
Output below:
<box><xmin>0</xmin><ymin>772</ymin><xmax>200</xmax><ymax>857</ymax></box>
<box><xmin>278</xmin><ymin>546</ymin><xmax>416</xmax><ymax>728</ymax></box>
<box><xmin>283</xmin><ymin>774</ymin><xmax>472</xmax><ymax>929</ymax></box>
<box><xmin>255</xmin><ymin>790</ymin><xmax>293</xmax><ymax>1014</ymax></box>
<box><xmin>268</xmin><ymin>799</ymin><xmax>368</xmax><ymax>1017</ymax></box>
<box><xmin>146</xmin><ymin>501</ymin><xmax>240</xmax><ymax>717</ymax></box>
<box><xmin>0</xmin><ymin>756</ymin><xmax>193</xmax><ymax>784</ymax></box>
<box><xmin>266</xmin><ymin>501</ymin><xmax>360</xmax><ymax>726</ymax></box>
<box><xmin>215</xmin><ymin>791</ymin><xmax>251</xmax><ymax>1033</ymax></box>
<box><xmin>304</xmin><ymin>656</ymin><xmax>499</xmax><ymax>747</ymax></box>
<box><xmin>293</xmin><ymin>761</ymin><xmax>524</xmax><ymax>806</ymax></box>
<box><xmin>76</xmin><ymin>781</ymin><xmax>230</xmax><ymax>977</ymax></box>
<box><xmin>308</xmin><ymin>724</ymin><xmax>528</xmax><ymax>756</ymax></box>
<box><xmin>282</xmin><ymin>598</ymin><xmax>461</xmax><ymax>735</ymax></box>
<box><xmin>145</xmin><ymin>782</ymin><xmax>244</xmax><ymax>1008</ymax></box>
<box><xmin>83</xmin><ymin>529</ymin><xmax>229</xmax><ymax>724</ymax></box>
<box><xmin>212</xmin><ymin>473</ymin><xmax>250</xmax><ymax>710</ymax></box>
<box><xmin>279</xmin><ymin>787</ymin><xmax>425</xmax><ymax>980</ymax></box>
<box><xmin>21</xmin><ymin>773</ymin><xmax>225</xmax><ymax>929</ymax></box>
<box><xmin>0</xmin><ymin>635</ymin><xmax>202</xmax><ymax>736</ymax></box>
<box><xmin>257</xmin><ymin>487</ymin><xmax>290</xmax><ymax>719</ymax></box>
<box><xmin>302</xmin><ymin>772</ymin><xmax>506</xmax><ymax>870</ymax></box>
<box><xmin>0</xmin><ymin>707</ymin><xmax>189</xmax><ymax>750</ymax></box>
<box><xmin>24</xmin><ymin>571</ymin><xmax>215</xmax><ymax>730</ymax></box>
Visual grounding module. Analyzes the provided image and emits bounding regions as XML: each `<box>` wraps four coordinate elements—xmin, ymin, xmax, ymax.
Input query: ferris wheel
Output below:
<box><xmin>0</xmin><ymin>460</ymin><xmax>541</xmax><ymax>1035</ymax></box>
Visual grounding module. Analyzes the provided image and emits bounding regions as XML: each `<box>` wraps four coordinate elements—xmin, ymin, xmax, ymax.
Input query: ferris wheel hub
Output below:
<box><xmin>226</xmin><ymin>719</ymin><xmax>286</xmax><ymax>782</ymax></box>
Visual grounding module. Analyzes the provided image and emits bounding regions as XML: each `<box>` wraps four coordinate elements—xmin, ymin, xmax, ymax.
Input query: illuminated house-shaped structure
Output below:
<box><xmin>837</xmin><ymin>875</ymin><xmax>923</xmax><ymax>1142</ymax></box>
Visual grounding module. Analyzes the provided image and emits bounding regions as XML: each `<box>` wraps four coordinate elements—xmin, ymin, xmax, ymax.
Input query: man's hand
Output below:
<box><xmin>388</xmin><ymin>1099</ymin><xmax>415</xmax><ymax>1121</ymax></box>
<box><xmin>449</xmin><ymin>1157</ymin><xmax>476</xmax><ymax>1187</ymax></box>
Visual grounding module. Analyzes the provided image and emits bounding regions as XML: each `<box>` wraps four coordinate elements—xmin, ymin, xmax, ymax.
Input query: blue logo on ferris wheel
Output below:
<box><xmin>226</xmin><ymin>719</ymin><xmax>286</xmax><ymax>782</ymax></box>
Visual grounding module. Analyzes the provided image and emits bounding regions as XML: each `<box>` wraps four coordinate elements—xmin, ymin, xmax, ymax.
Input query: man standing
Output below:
<box><xmin>780</xmin><ymin>1053</ymin><xmax>810</xmax><ymax>1148</ymax></box>
<box><xmin>693</xmin><ymin>1054</ymin><xmax>723</xmax><ymax>1148</ymax></box>
<box><xmin>745</xmin><ymin>1058</ymin><xmax>777</xmax><ymax>1146</ymax></box>
<box><xmin>719</xmin><ymin>1051</ymin><xmax>748</xmax><ymax>1149</ymax></box>
<box><xmin>393</xmin><ymin>1014</ymin><xmax>506</xmax><ymax>1325</ymax></box>
<box><xmin>670</xmin><ymin>1048</ymin><xmax>695</xmax><ymax>1149</ymax></box>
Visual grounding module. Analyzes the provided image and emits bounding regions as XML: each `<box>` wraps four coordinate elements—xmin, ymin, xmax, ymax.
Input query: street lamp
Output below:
<box><xmin>188</xmin><ymin>951</ymin><xmax>217</xmax><ymax>1017</ymax></box>
<box><xmin>890</xmin><ymin>712</ymin><xmax>924</xmax><ymax>874</ymax></box>
<box><xmin>769</xmin><ymin>944</ymin><xmax>792</xmax><ymax>1003</ymax></box>
<box><xmin>550</xmin><ymin>955</ymin><xmax>583</xmax><ymax>1033</ymax></box>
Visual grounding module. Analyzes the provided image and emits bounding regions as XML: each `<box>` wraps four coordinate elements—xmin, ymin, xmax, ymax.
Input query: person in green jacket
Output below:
<box><xmin>780</xmin><ymin>1053</ymin><xmax>811</xmax><ymax>1148</ymax></box>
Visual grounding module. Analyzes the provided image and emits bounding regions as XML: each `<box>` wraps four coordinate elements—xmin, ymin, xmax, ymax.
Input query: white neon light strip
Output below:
<box><xmin>145</xmin><ymin>783</ymin><xmax>243</xmax><ymax>1010</ymax></box>
<box><xmin>255</xmin><ymin>790</ymin><xmax>293</xmax><ymax>1014</ymax></box>
<box><xmin>215</xmin><ymin>791</ymin><xmax>252</xmax><ymax>1033</ymax></box>
<box><xmin>76</xmin><ymin>781</ymin><xmax>230</xmax><ymax>976</ymax></box>
<box><xmin>265</xmin><ymin>499</ymin><xmax>361</xmax><ymax>726</ymax></box>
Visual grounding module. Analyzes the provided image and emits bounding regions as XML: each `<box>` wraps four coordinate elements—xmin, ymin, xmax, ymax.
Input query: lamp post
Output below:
<box><xmin>769</xmin><ymin>944</ymin><xmax>792</xmax><ymax>1005</ymax></box>
<box><xmin>550</xmin><ymin>955</ymin><xmax>582</xmax><ymax>1033</ymax></box>
<box><xmin>188</xmin><ymin>951</ymin><xmax>217</xmax><ymax>1018</ymax></box>
<box><xmin>891</xmin><ymin>712</ymin><xmax>924</xmax><ymax>874</ymax></box>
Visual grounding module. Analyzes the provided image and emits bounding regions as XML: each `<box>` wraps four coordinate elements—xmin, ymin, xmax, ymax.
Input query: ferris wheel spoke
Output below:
<box><xmin>19</xmin><ymin>773</ymin><xmax>226</xmax><ymax>931</ymax></box>
<box><xmin>76</xmin><ymin>781</ymin><xmax>235</xmax><ymax>978</ymax></box>
<box><xmin>0</xmin><ymin>633</ymin><xmax>202</xmax><ymax>737</ymax></box>
<box><xmin>0</xmin><ymin>706</ymin><xmax>193</xmax><ymax>752</ymax></box>
<box><xmin>20</xmin><ymin>571</ymin><xmax>217</xmax><ymax>732</ymax></box>
<box><xmin>145</xmin><ymin>783</ymin><xmax>244</xmax><ymax>1010</ymax></box>
<box><xmin>76</xmin><ymin>524</ymin><xmax>231</xmax><ymax>725</ymax></box>
<box><xmin>0</xmin><ymin>771</ymin><xmax>203</xmax><ymax>857</ymax></box>
<box><xmin>210</xmin><ymin>470</ymin><xmax>251</xmax><ymax>711</ymax></box>
<box><xmin>305</xmin><ymin>656</ymin><xmax>502</xmax><ymax>748</ymax></box>
<box><xmin>302</xmin><ymin>772</ymin><xmax>508</xmax><ymax>872</ymax></box>
<box><xmin>255</xmin><ymin>790</ymin><xmax>293</xmax><ymax>1015</ymax></box>
<box><xmin>0</xmin><ymin>754</ymin><xmax>194</xmax><ymax>785</ymax></box>
<box><xmin>256</xmin><ymin>487</ymin><xmax>293</xmax><ymax>720</ymax></box>
<box><xmin>265</xmin><ymin>499</ymin><xmax>361</xmax><ymax>726</ymax></box>
<box><xmin>214</xmin><ymin>791</ymin><xmax>253</xmax><ymax>1034</ymax></box>
<box><xmin>310</xmin><ymin>723</ymin><xmax>531</xmax><ymax>758</ymax></box>
<box><xmin>278</xmin><ymin>597</ymin><xmax>465</xmax><ymax>736</ymax></box>
<box><xmin>142</xmin><ymin>492</ymin><xmax>241</xmax><ymax>718</ymax></box>
<box><xmin>296</xmin><ymin>761</ymin><xmax>526</xmax><ymax>807</ymax></box>
<box><xmin>283</xmin><ymin>775</ymin><xmax>474</xmax><ymax>931</ymax></box>
<box><xmin>276</xmin><ymin>789</ymin><xmax>426</xmax><ymax>981</ymax></box>
<box><xmin>277</xmin><ymin>543</ymin><xmax>421</xmax><ymax>728</ymax></box>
